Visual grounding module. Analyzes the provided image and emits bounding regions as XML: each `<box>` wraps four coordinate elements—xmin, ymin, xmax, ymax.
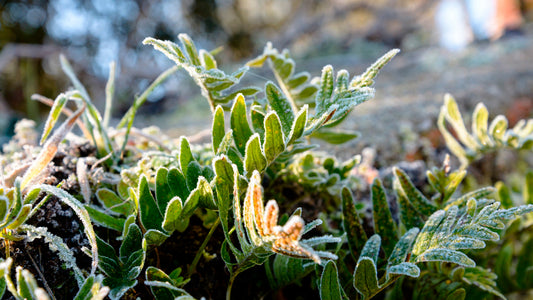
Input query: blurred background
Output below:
<box><xmin>1</xmin><ymin>0</ymin><xmax>533</xmax><ymax>161</ymax></box>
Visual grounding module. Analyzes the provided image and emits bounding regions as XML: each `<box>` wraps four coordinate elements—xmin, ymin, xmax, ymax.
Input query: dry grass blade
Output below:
<box><xmin>76</xmin><ymin>158</ymin><xmax>91</xmax><ymax>203</ymax></box>
<box><xmin>31</xmin><ymin>94</ymin><xmax>92</xmax><ymax>140</ymax></box>
<box><xmin>4</xmin><ymin>163</ymin><xmax>31</xmax><ymax>188</ymax></box>
<box><xmin>20</xmin><ymin>105</ymin><xmax>86</xmax><ymax>190</ymax></box>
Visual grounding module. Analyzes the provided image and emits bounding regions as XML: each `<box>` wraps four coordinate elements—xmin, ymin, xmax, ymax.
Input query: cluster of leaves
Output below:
<box><xmin>0</xmin><ymin>32</ymin><xmax>532</xmax><ymax>300</ymax></box>
<box><xmin>439</xmin><ymin>94</ymin><xmax>533</xmax><ymax>167</ymax></box>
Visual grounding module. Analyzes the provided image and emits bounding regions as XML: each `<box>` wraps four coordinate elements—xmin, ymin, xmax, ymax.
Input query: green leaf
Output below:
<box><xmin>445</xmin><ymin>187</ymin><xmax>495</xmax><ymax>209</ymax></box>
<box><xmin>263</xmin><ymin>112</ymin><xmax>286</xmax><ymax>162</ymax></box>
<box><xmin>231</xmin><ymin>94</ymin><xmax>253</xmax><ymax>155</ymax></box>
<box><xmin>472</xmin><ymin>103</ymin><xmax>492</xmax><ymax>147</ymax></box>
<box><xmin>412</xmin><ymin>210</ymin><xmax>445</xmax><ymax>256</ymax></box>
<box><xmin>341</xmin><ymin>187</ymin><xmax>368</xmax><ymax>260</ymax></box>
<box><xmin>350</xmin><ymin>49</ymin><xmax>399</xmax><ymax>88</ymax></box>
<box><xmin>212</xmin><ymin>106</ymin><xmax>225</xmax><ymax>153</ymax></box>
<box><xmin>270</xmin><ymin>255</ymin><xmax>312</xmax><ymax>288</ymax></box>
<box><xmin>320</xmin><ymin>261</ymin><xmax>342</xmax><ymax>300</ymax></box>
<box><xmin>524</xmin><ymin>170</ymin><xmax>533</xmax><ymax>205</ymax></box>
<box><xmin>146</xmin><ymin>267</ymin><xmax>178</xmax><ymax>300</ymax></box>
<box><xmin>120</xmin><ymin>223</ymin><xmax>142</xmax><ymax>260</ymax></box>
<box><xmin>162</xmin><ymin>197</ymin><xmax>183</xmax><ymax>232</ymax></box>
<box><xmin>294</xmin><ymin>85</ymin><xmax>318</xmax><ymax>102</ymax></box>
<box><xmin>394</xmin><ymin>167</ymin><xmax>437</xmax><ymax>216</ymax></box>
<box><xmin>397</xmin><ymin>191</ymin><xmax>424</xmax><ymax>230</ymax></box>
<box><xmin>138</xmin><ymin>175</ymin><xmax>164</xmax><ymax>232</ymax></box>
<box><xmin>103</xmin><ymin>61</ymin><xmax>116</xmax><ymax>129</ymax></box>
<box><xmin>73</xmin><ymin>275</ymin><xmax>95</xmax><ymax>300</ymax></box>
<box><xmin>311</xmin><ymin>129</ymin><xmax>359</xmax><ymax>145</ymax></box>
<box><xmin>287</xmin><ymin>72</ymin><xmax>310</xmax><ymax>89</ymax></box>
<box><xmin>40</xmin><ymin>93</ymin><xmax>68</xmax><ymax>145</ymax></box>
<box><xmin>167</xmin><ymin>168</ymin><xmax>189</xmax><ymax>201</ymax></box>
<box><xmin>178</xmin><ymin>33</ymin><xmax>201</xmax><ymax>65</ymax></box>
<box><xmin>155</xmin><ymin>168</ymin><xmax>173</xmax><ymax>212</ymax></box>
<box><xmin>414</xmin><ymin>248</ymin><xmax>475</xmax><ymax>267</ymax></box>
<box><xmin>96</xmin><ymin>188</ymin><xmax>132</xmax><ymax>216</ymax></box>
<box><xmin>371</xmin><ymin>178</ymin><xmax>398</xmax><ymax>257</ymax></box>
<box><xmin>387</xmin><ymin>262</ymin><xmax>419</xmax><ymax>278</ymax></box>
<box><xmin>179</xmin><ymin>137</ymin><xmax>193</xmax><ymax>176</ymax></box>
<box><xmin>462</xmin><ymin>266</ymin><xmax>505</xmax><ymax>299</ymax></box>
<box><xmin>438</xmin><ymin>108</ymin><xmax>468</xmax><ymax>166</ymax></box>
<box><xmin>287</xmin><ymin>105</ymin><xmax>307</xmax><ymax>144</ymax></box>
<box><xmin>353</xmin><ymin>258</ymin><xmax>379</xmax><ymax>299</ymax></box>
<box><xmin>195</xmin><ymin>176</ymin><xmax>216</xmax><ymax>210</ymax></box>
<box><xmin>324</xmin><ymin>88</ymin><xmax>374</xmax><ymax>127</ymax></box>
<box><xmin>185</xmin><ymin>161</ymin><xmax>202</xmax><ymax>191</ymax></box>
<box><xmin>244</xmin><ymin>134</ymin><xmax>267</xmax><ymax>176</ymax></box>
<box><xmin>489</xmin><ymin>115</ymin><xmax>508</xmax><ymax>144</ymax></box>
<box><xmin>360</xmin><ymin>234</ymin><xmax>381</xmax><ymax>264</ymax></box>
<box><xmin>182</xmin><ymin>187</ymin><xmax>201</xmax><ymax>218</ymax></box>
<box><xmin>315</xmin><ymin>65</ymin><xmax>334</xmax><ymax>114</ymax></box>
<box><xmin>5</xmin><ymin>204</ymin><xmax>31</xmax><ymax>230</ymax></box>
<box><xmin>84</xmin><ymin>205</ymin><xmax>125</xmax><ymax>231</ymax></box>
<box><xmin>251</xmin><ymin>107</ymin><xmax>265</xmax><ymax>141</ymax></box>
<box><xmin>443</xmin><ymin>94</ymin><xmax>479</xmax><ymax>150</ymax></box>
<box><xmin>16</xmin><ymin>268</ymin><xmax>34</xmax><ymax>300</ymax></box>
<box><xmin>443</xmin><ymin>170</ymin><xmax>467</xmax><ymax>202</ymax></box>
<box><xmin>0</xmin><ymin>197</ymin><xmax>8</xmax><ymax>221</ymax></box>
<box><xmin>144</xmin><ymin>229</ymin><xmax>170</xmax><ymax>246</ymax></box>
<box><xmin>213</xmin><ymin>156</ymin><xmax>234</xmax><ymax>212</ymax></box>
<box><xmin>495</xmin><ymin>243</ymin><xmax>515</xmax><ymax>291</ymax></box>
<box><xmin>216</xmin><ymin>130</ymin><xmax>234</xmax><ymax>155</ymax></box>
<box><xmin>200</xmin><ymin>49</ymin><xmax>217</xmax><ymax>70</ymax></box>
<box><xmin>265</xmin><ymin>82</ymin><xmax>295</xmax><ymax>136</ymax></box>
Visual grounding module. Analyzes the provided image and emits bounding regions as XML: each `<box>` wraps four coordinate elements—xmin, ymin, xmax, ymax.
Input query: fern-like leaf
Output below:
<box><xmin>143</xmin><ymin>34</ymin><xmax>260</xmax><ymax>111</ymax></box>
<box><xmin>439</xmin><ymin>94</ymin><xmax>533</xmax><ymax>167</ymax></box>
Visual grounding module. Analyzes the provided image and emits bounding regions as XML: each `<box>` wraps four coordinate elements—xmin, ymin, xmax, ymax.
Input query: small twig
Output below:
<box><xmin>155</xmin><ymin>248</ymin><xmax>161</xmax><ymax>270</ymax></box>
<box><xmin>91</xmin><ymin>152</ymin><xmax>114</xmax><ymax>171</ymax></box>
<box><xmin>25</xmin><ymin>246</ymin><xmax>56</xmax><ymax>300</ymax></box>
<box><xmin>3</xmin><ymin>163</ymin><xmax>31</xmax><ymax>188</ymax></box>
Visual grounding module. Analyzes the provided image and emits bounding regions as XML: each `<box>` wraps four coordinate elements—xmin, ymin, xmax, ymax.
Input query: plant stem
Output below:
<box><xmin>3</xmin><ymin>229</ymin><xmax>9</xmax><ymax>259</ymax></box>
<box><xmin>188</xmin><ymin>218</ymin><xmax>220</xmax><ymax>276</ymax></box>
<box><xmin>226</xmin><ymin>271</ymin><xmax>239</xmax><ymax>300</ymax></box>
<box><xmin>117</xmin><ymin>65</ymin><xmax>180</xmax><ymax>158</ymax></box>
<box><xmin>117</xmin><ymin>65</ymin><xmax>180</xmax><ymax>129</ymax></box>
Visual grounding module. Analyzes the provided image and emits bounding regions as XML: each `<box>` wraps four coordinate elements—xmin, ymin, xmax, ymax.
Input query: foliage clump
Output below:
<box><xmin>0</xmin><ymin>33</ymin><xmax>532</xmax><ymax>300</ymax></box>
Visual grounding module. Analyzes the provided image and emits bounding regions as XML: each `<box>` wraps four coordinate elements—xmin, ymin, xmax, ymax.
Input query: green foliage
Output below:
<box><xmin>2</xmin><ymin>32</ymin><xmax>533</xmax><ymax>300</ymax></box>
<box><xmin>73</xmin><ymin>275</ymin><xmax>109</xmax><ymax>300</ymax></box>
<box><xmin>248</xmin><ymin>43</ymin><xmax>398</xmax><ymax>145</ymax></box>
<box><xmin>145</xmin><ymin>267</ymin><xmax>192</xmax><ymax>299</ymax></box>
<box><xmin>339</xmin><ymin>155</ymin><xmax>533</xmax><ymax>299</ymax></box>
<box><xmin>143</xmin><ymin>34</ymin><xmax>260</xmax><ymax>112</ymax></box>
<box><xmin>95</xmin><ymin>222</ymin><xmax>146</xmax><ymax>299</ymax></box>
<box><xmin>320</xmin><ymin>261</ymin><xmax>344</xmax><ymax>300</ymax></box>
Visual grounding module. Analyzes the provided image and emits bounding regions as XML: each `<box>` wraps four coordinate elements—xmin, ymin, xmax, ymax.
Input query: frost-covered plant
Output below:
<box><xmin>1</xmin><ymin>32</ymin><xmax>533</xmax><ymax>300</ymax></box>
<box><xmin>439</xmin><ymin>94</ymin><xmax>533</xmax><ymax>167</ymax></box>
